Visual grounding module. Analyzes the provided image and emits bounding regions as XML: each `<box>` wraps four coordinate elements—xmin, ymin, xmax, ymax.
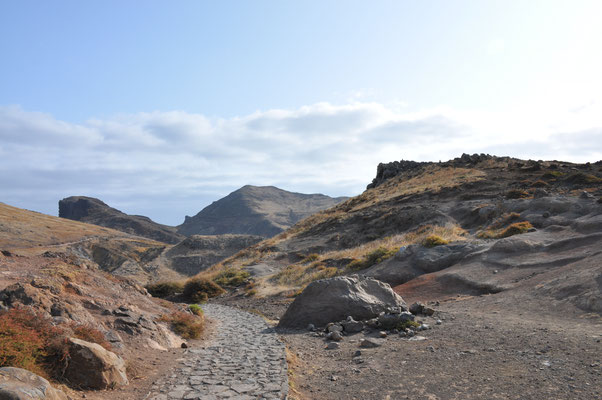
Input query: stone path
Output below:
<box><xmin>146</xmin><ymin>304</ymin><xmax>288</xmax><ymax>400</ymax></box>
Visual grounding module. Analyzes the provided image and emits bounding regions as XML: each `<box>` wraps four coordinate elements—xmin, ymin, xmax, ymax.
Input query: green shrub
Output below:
<box><xmin>423</xmin><ymin>235</ymin><xmax>449</xmax><ymax>248</ymax></box>
<box><xmin>213</xmin><ymin>269</ymin><xmax>250</xmax><ymax>287</ymax></box>
<box><xmin>145</xmin><ymin>281</ymin><xmax>184</xmax><ymax>298</ymax></box>
<box><xmin>396</xmin><ymin>320</ymin><xmax>421</xmax><ymax>330</ymax></box>
<box><xmin>183</xmin><ymin>278</ymin><xmax>225</xmax><ymax>303</ymax></box>
<box><xmin>159</xmin><ymin>312</ymin><xmax>203</xmax><ymax>339</ymax></box>
<box><xmin>542</xmin><ymin>171</ymin><xmax>564</xmax><ymax>179</ymax></box>
<box><xmin>188</xmin><ymin>304</ymin><xmax>203</xmax><ymax>316</ymax></box>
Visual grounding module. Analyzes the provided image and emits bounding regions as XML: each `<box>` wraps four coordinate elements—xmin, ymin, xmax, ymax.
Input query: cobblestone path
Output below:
<box><xmin>146</xmin><ymin>304</ymin><xmax>288</xmax><ymax>400</ymax></box>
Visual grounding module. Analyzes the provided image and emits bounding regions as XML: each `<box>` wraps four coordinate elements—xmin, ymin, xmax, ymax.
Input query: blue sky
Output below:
<box><xmin>1</xmin><ymin>1</ymin><xmax>602</xmax><ymax>224</ymax></box>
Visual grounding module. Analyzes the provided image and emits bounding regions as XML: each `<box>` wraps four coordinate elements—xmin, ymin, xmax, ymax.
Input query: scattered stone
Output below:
<box><xmin>360</xmin><ymin>338</ymin><xmax>384</xmax><ymax>348</ymax></box>
<box><xmin>328</xmin><ymin>331</ymin><xmax>343</xmax><ymax>341</ymax></box>
<box><xmin>330</xmin><ymin>375</ymin><xmax>338</xmax><ymax>382</ymax></box>
<box><xmin>409</xmin><ymin>302</ymin><xmax>425</xmax><ymax>315</ymax></box>
<box><xmin>327</xmin><ymin>323</ymin><xmax>343</xmax><ymax>333</ymax></box>
<box><xmin>422</xmin><ymin>307</ymin><xmax>435</xmax><ymax>316</ymax></box>
<box><xmin>0</xmin><ymin>367</ymin><xmax>69</xmax><ymax>400</ymax></box>
<box><xmin>181</xmin><ymin>342</ymin><xmax>188</xmax><ymax>349</ymax></box>
<box><xmin>379</xmin><ymin>331</ymin><xmax>387</xmax><ymax>338</ymax></box>
<box><xmin>353</xmin><ymin>350</ymin><xmax>362</xmax><ymax>357</ymax></box>
<box><xmin>326</xmin><ymin>342</ymin><xmax>340</xmax><ymax>350</ymax></box>
<box><xmin>278</xmin><ymin>275</ymin><xmax>406</xmax><ymax>328</ymax></box>
<box><xmin>426</xmin><ymin>346</ymin><xmax>436</xmax><ymax>352</ymax></box>
<box><xmin>307</xmin><ymin>323</ymin><xmax>316</xmax><ymax>331</ymax></box>
<box><xmin>408</xmin><ymin>335</ymin><xmax>427</xmax><ymax>341</ymax></box>
<box><xmin>436</xmin><ymin>319</ymin><xmax>442</xmax><ymax>325</ymax></box>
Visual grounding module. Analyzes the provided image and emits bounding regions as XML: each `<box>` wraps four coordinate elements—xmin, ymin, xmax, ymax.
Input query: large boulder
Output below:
<box><xmin>64</xmin><ymin>338</ymin><xmax>128</xmax><ymax>389</ymax></box>
<box><xmin>278</xmin><ymin>275</ymin><xmax>406</xmax><ymax>328</ymax></box>
<box><xmin>0</xmin><ymin>367</ymin><xmax>68</xmax><ymax>399</ymax></box>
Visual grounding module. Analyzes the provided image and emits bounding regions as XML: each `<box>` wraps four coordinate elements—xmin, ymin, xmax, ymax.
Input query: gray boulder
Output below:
<box><xmin>278</xmin><ymin>275</ymin><xmax>406</xmax><ymax>328</ymax></box>
<box><xmin>64</xmin><ymin>337</ymin><xmax>128</xmax><ymax>389</ymax></box>
<box><xmin>0</xmin><ymin>367</ymin><xmax>68</xmax><ymax>400</ymax></box>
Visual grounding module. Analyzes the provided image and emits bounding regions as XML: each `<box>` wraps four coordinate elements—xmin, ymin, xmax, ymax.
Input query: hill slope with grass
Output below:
<box><xmin>59</xmin><ymin>196</ymin><xmax>184</xmax><ymax>244</ymax></box>
<box><xmin>194</xmin><ymin>155</ymin><xmax>601</xmax><ymax>316</ymax></box>
<box><xmin>177</xmin><ymin>185</ymin><xmax>348</xmax><ymax>237</ymax></box>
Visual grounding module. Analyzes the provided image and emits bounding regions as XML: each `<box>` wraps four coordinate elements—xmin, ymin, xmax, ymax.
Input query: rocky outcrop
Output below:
<box><xmin>65</xmin><ymin>338</ymin><xmax>128</xmax><ymax>389</ymax></box>
<box><xmin>177</xmin><ymin>185</ymin><xmax>347</xmax><ymax>237</ymax></box>
<box><xmin>59</xmin><ymin>196</ymin><xmax>183</xmax><ymax>244</ymax></box>
<box><xmin>165</xmin><ymin>234</ymin><xmax>264</xmax><ymax>275</ymax></box>
<box><xmin>0</xmin><ymin>367</ymin><xmax>68</xmax><ymax>399</ymax></box>
<box><xmin>278</xmin><ymin>275</ymin><xmax>407</xmax><ymax>328</ymax></box>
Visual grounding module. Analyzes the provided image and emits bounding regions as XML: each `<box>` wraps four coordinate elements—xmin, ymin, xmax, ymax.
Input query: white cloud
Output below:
<box><xmin>0</xmin><ymin>102</ymin><xmax>601</xmax><ymax>225</ymax></box>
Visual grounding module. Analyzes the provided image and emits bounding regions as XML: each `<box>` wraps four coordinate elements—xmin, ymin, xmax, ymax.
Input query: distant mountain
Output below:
<box><xmin>177</xmin><ymin>185</ymin><xmax>349</xmax><ymax>237</ymax></box>
<box><xmin>59</xmin><ymin>196</ymin><xmax>184</xmax><ymax>244</ymax></box>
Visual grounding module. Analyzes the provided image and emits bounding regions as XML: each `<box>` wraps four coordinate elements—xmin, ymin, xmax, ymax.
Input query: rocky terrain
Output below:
<box><xmin>59</xmin><ymin>196</ymin><xmax>184</xmax><ymax>244</ymax></box>
<box><xmin>1</xmin><ymin>154</ymin><xmax>601</xmax><ymax>399</ymax></box>
<box><xmin>203</xmin><ymin>154</ymin><xmax>601</xmax><ymax>399</ymax></box>
<box><xmin>0</xmin><ymin>204</ymin><xmax>193</xmax><ymax>398</ymax></box>
<box><xmin>177</xmin><ymin>185</ymin><xmax>348</xmax><ymax>237</ymax></box>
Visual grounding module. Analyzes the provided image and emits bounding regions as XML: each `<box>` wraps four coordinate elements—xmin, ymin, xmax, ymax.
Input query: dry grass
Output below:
<box><xmin>271</xmin><ymin>263</ymin><xmax>340</xmax><ymax>287</ymax></box>
<box><xmin>284</xmin><ymin>166</ymin><xmax>484</xmax><ymax>240</ymax></box>
<box><xmin>0</xmin><ymin>202</ymin><xmax>131</xmax><ymax>250</ymax></box>
<box><xmin>158</xmin><ymin>311</ymin><xmax>204</xmax><ymax>339</ymax></box>
<box><xmin>478</xmin><ymin>221</ymin><xmax>533</xmax><ymax>239</ymax></box>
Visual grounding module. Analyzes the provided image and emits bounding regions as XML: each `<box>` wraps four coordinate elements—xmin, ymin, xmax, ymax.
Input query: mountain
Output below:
<box><xmin>177</xmin><ymin>185</ymin><xmax>348</xmax><ymax>237</ymax></box>
<box><xmin>59</xmin><ymin>196</ymin><xmax>184</xmax><ymax>244</ymax></box>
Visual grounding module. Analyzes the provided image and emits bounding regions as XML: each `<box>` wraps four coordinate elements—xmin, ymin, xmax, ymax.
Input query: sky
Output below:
<box><xmin>1</xmin><ymin>1</ymin><xmax>602</xmax><ymax>225</ymax></box>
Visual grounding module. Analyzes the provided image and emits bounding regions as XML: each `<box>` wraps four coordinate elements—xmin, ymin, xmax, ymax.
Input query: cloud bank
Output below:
<box><xmin>1</xmin><ymin>102</ymin><xmax>601</xmax><ymax>225</ymax></box>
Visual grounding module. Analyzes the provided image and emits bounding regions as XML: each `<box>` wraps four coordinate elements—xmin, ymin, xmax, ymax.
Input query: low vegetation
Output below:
<box><xmin>0</xmin><ymin>307</ymin><xmax>111</xmax><ymax>379</ymax></box>
<box><xmin>564</xmin><ymin>172</ymin><xmax>602</xmax><ymax>184</ymax></box>
<box><xmin>188</xmin><ymin>304</ymin><xmax>203</xmax><ymax>316</ymax></box>
<box><xmin>271</xmin><ymin>263</ymin><xmax>339</xmax><ymax>287</ymax></box>
<box><xmin>478</xmin><ymin>221</ymin><xmax>533</xmax><ymax>239</ymax></box>
<box><xmin>423</xmin><ymin>234</ymin><xmax>449</xmax><ymax>248</ymax></box>
<box><xmin>506</xmin><ymin>189</ymin><xmax>530</xmax><ymax>199</ymax></box>
<box><xmin>183</xmin><ymin>278</ymin><xmax>225</xmax><ymax>303</ymax></box>
<box><xmin>347</xmin><ymin>246</ymin><xmax>398</xmax><ymax>271</ymax></box>
<box><xmin>213</xmin><ymin>268</ymin><xmax>250</xmax><ymax>287</ymax></box>
<box><xmin>145</xmin><ymin>281</ymin><xmax>184</xmax><ymax>298</ymax></box>
<box><xmin>159</xmin><ymin>311</ymin><xmax>204</xmax><ymax>339</ymax></box>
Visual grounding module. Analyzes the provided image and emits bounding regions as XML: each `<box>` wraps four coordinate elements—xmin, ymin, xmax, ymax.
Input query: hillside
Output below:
<box><xmin>202</xmin><ymin>154</ymin><xmax>602</xmax><ymax>399</ymax></box>
<box><xmin>0</xmin><ymin>201</ymin><xmax>197</xmax><ymax>398</ymax></box>
<box><xmin>177</xmin><ymin>185</ymin><xmax>348</xmax><ymax>237</ymax></box>
<box><xmin>59</xmin><ymin>196</ymin><xmax>184</xmax><ymax>244</ymax></box>
<box><xmin>205</xmin><ymin>155</ymin><xmax>602</xmax><ymax>313</ymax></box>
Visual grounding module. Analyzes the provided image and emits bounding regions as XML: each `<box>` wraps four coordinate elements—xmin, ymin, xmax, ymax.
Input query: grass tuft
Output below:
<box><xmin>159</xmin><ymin>311</ymin><xmax>204</xmax><ymax>339</ymax></box>
<box><xmin>183</xmin><ymin>278</ymin><xmax>225</xmax><ymax>303</ymax></box>
<box><xmin>423</xmin><ymin>235</ymin><xmax>449</xmax><ymax>248</ymax></box>
<box><xmin>213</xmin><ymin>268</ymin><xmax>250</xmax><ymax>287</ymax></box>
<box><xmin>145</xmin><ymin>281</ymin><xmax>184</xmax><ymax>298</ymax></box>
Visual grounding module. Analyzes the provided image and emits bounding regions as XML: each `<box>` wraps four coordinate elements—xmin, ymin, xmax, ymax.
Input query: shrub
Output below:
<box><xmin>542</xmin><ymin>171</ymin><xmax>564</xmax><ymax>179</ymax></box>
<box><xmin>478</xmin><ymin>221</ymin><xmax>533</xmax><ymax>239</ymax></box>
<box><xmin>423</xmin><ymin>235</ymin><xmax>449</xmax><ymax>248</ymax></box>
<box><xmin>69</xmin><ymin>323</ymin><xmax>112</xmax><ymax>351</ymax></box>
<box><xmin>159</xmin><ymin>312</ymin><xmax>203</xmax><ymax>339</ymax></box>
<box><xmin>188</xmin><ymin>304</ymin><xmax>203</xmax><ymax>316</ymax></box>
<box><xmin>506</xmin><ymin>189</ymin><xmax>530</xmax><ymax>199</ymax></box>
<box><xmin>302</xmin><ymin>253</ymin><xmax>320</xmax><ymax>263</ymax></box>
<box><xmin>213</xmin><ymin>269</ymin><xmax>250</xmax><ymax>287</ymax></box>
<box><xmin>396</xmin><ymin>320</ymin><xmax>421</xmax><ymax>331</ymax></box>
<box><xmin>0</xmin><ymin>308</ymin><xmax>67</xmax><ymax>377</ymax></box>
<box><xmin>183</xmin><ymin>278</ymin><xmax>225</xmax><ymax>303</ymax></box>
<box><xmin>564</xmin><ymin>172</ymin><xmax>602</xmax><ymax>184</ymax></box>
<box><xmin>498</xmin><ymin>221</ymin><xmax>533</xmax><ymax>238</ymax></box>
<box><xmin>145</xmin><ymin>281</ymin><xmax>184</xmax><ymax>298</ymax></box>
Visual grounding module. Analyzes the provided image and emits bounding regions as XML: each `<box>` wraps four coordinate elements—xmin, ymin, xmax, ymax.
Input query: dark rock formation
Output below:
<box><xmin>177</xmin><ymin>185</ymin><xmax>348</xmax><ymax>237</ymax></box>
<box><xmin>278</xmin><ymin>275</ymin><xmax>407</xmax><ymax>328</ymax></box>
<box><xmin>59</xmin><ymin>196</ymin><xmax>183</xmax><ymax>244</ymax></box>
<box><xmin>166</xmin><ymin>234</ymin><xmax>264</xmax><ymax>275</ymax></box>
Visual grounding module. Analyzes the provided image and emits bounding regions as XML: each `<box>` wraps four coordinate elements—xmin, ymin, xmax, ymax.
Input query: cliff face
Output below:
<box><xmin>59</xmin><ymin>196</ymin><xmax>184</xmax><ymax>244</ymax></box>
<box><xmin>177</xmin><ymin>185</ymin><xmax>348</xmax><ymax>237</ymax></box>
